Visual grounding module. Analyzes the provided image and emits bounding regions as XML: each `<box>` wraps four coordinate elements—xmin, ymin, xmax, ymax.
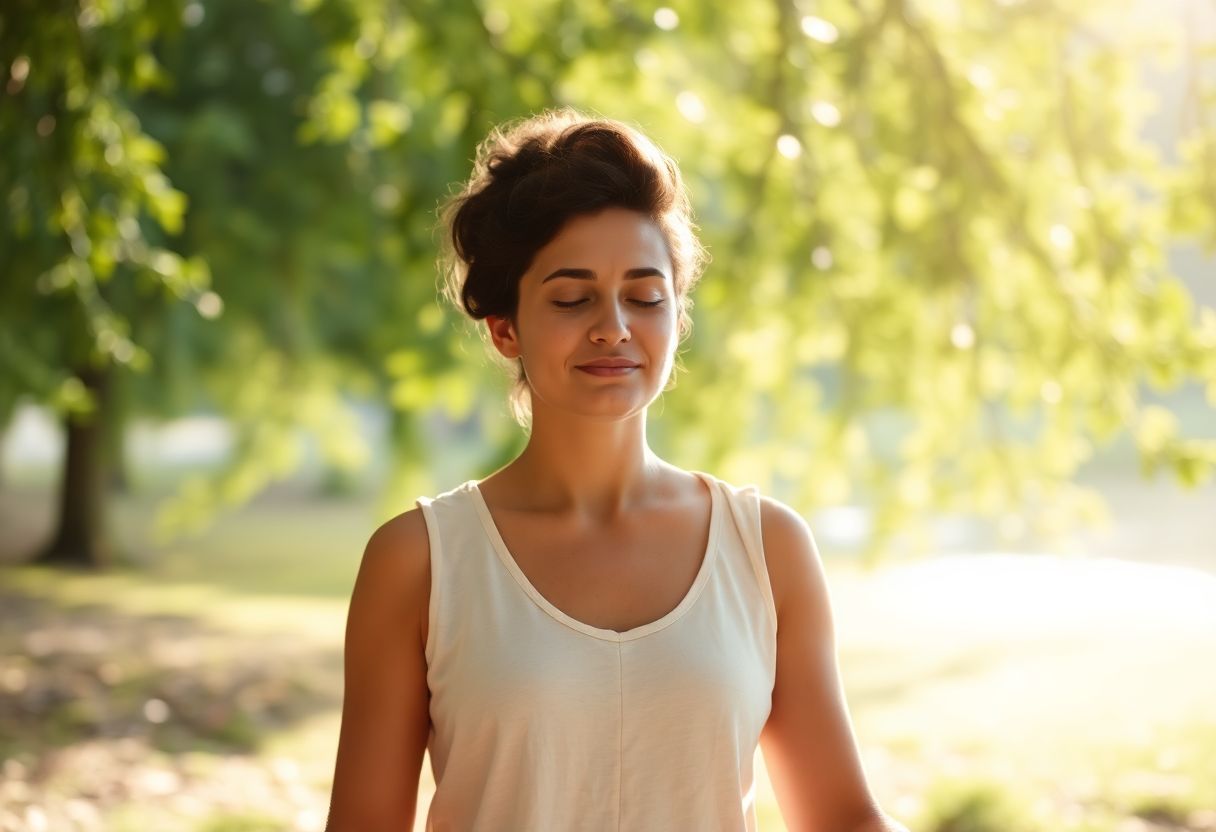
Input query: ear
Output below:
<box><xmin>486</xmin><ymin>315</ymin><xmax>521</xmax><ymax>360</ymax></box>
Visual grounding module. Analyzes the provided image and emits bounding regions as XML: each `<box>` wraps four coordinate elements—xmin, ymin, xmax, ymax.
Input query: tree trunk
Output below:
<box><xmin>0</xmin><ymin>393</ymin><xmax>16</xmax><ymax>491</ymax></box>
<box><xmin>38</xmin><ymin>365</ymin><xmax>112</xmax><ymax>568</ymax></box>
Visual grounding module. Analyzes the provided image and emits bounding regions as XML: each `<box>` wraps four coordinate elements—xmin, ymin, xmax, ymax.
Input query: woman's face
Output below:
<box><xmin>488</xmin><ymin>207</ymin><xmax>680</xmax><ymax>422</ymax></box>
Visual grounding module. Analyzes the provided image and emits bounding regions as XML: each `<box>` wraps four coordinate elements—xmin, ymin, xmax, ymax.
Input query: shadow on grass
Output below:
<box><xmin>0</xmin><ymin>586</ymin><xmax>343</xmax><ymax>763</ymax></box>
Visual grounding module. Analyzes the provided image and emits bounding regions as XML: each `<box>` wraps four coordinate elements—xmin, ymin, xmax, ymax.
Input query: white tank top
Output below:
<box><xmin>414</xmin><ymin>471</ymin><xmax>778</xmax><ymax>831</ymax></box>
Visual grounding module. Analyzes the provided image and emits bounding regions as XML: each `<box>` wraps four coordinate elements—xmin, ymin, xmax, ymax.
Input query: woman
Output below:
<box><xmin>326</xmin><ymin>109</ymin><xmax>909</xmax><ymax>832</ymax></box>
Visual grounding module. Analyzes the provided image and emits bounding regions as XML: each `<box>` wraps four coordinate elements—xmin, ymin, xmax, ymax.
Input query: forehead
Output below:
<box><xmin>528</xmin><ymin>208</ymin><xmax>672</xmax><ymax>277</ymax></box>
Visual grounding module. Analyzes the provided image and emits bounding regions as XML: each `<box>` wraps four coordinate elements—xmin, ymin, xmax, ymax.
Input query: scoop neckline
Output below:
<box><xmin>465</xmin><ymin>471</ymin><xmax>722</xmax><ymax>643</ymax></box>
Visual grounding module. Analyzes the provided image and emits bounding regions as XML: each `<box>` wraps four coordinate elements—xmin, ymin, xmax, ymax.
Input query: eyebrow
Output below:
<box><xmin>540</xmin><ymin>267</ymin><xmax>668</xmax><ymax>283</ymax></box>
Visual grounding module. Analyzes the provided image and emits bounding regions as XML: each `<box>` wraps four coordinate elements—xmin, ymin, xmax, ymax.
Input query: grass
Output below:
<box><xmin>3</xmin><ymin>473</ymin><xmax>1216</xmax><ymax>831</ymax></box>
<box><xmin>915</xmin><ymin>777</ymin><xmax>1043</xmax><ymax>832</ymax></box>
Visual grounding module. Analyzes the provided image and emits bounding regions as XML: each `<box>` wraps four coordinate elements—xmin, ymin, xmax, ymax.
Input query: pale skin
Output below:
<box><xmin>325</xmin><ymin>207</ymin><xmax>909</xmax><ymax>831</ymax></box>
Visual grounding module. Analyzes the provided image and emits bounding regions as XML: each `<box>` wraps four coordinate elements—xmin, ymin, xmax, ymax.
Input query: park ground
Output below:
<box><xmin>2</xmin><ymin>465</ymin><xmax>1215</xmax><ymax>831</ymax></box>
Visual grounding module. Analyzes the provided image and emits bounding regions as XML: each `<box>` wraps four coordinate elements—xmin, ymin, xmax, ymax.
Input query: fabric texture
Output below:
<box><xmin>414</xmin><ymin>471</ymin><xmax>778</xmax><ymax>831</ymax></box>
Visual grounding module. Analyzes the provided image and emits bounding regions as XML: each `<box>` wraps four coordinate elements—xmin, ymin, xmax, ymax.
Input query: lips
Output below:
<box><xmin>576</xmin><ymin>357</ymin><xmax>641</xmax><ymax>378</ymax></box>
<box><xmin>577</xmin><ymin>358</ymin><xmax>641</xmax><ymax>368</ymax></box>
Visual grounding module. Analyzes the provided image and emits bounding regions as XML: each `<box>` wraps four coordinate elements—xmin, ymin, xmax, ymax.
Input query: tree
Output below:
<box><xmin>5</xmin><ymin>0</ymin><xmax>1214</xmax><ymax>568</ymax></box>
<box><xmin>1</xmin><ymin>0</ymin><xmax>206</xmax><ymax>566</ymax></box>
<box><xmin>313</xmin><ymin>0</ymin><xmax>1216</xmax><ymax>559</ymax></box>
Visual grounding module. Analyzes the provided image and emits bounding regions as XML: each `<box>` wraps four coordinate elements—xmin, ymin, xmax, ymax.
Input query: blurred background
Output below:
<box><xmin>3</xmin><ymin>0</ymin><xmax>1216</xmax><ymax>829</ymax></box>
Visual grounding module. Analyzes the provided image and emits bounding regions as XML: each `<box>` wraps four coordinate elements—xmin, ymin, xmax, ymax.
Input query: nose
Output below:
<box><xmin>589</xmin><ymin>299</ymin><xmax>632</xmax><ymax>344</ymax></box>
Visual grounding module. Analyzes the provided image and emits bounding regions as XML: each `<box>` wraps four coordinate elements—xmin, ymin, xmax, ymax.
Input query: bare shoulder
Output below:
<box><xmin>757</xmin><ymin>493</ymin><xmax>814</xmax><ymax>542</ymax></box>
<box><xmin>757</xmin><ymin>494</ymin><xmax>828</xmax><ymax>622</ymax></box>
<box><xmin>349</xmin><ymin>506</ymin><xmax>432</xmax><ymax>648</ymax></box>
<box><xmin>363</xmin><ymin>506</ymin><xmax>430</xmax><ymax>566</ymax></box>
<box><xmin>328</xmin><ymin>506</ymin><xmax>433</xmax><ymax>827</ymax></box>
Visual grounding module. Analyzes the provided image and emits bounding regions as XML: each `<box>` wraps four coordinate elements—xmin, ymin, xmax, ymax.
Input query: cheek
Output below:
<box><xmin>517</xmin><ymin>314</ymin><xmax>578</xmax><ymax>363</ymax></box>
<box><xmin>645</xmin><ymin>306</ymin><xmax>680</xmax><ymax>343</ymax></box>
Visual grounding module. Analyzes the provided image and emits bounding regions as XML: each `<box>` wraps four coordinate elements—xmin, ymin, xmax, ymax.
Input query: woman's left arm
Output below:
<box><xmin>758</xmin><ymin>497</ymin><xmax>911</xmax><ymax>832</ymax></box>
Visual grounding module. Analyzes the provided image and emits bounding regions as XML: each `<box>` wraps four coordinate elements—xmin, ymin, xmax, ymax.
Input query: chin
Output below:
<box><xmin>579</xmin><ymin>393</ymin><xmax>646</xmax><ymax>412</ymax></box>
<box><xmin>561</xmin><ymin>394</ymin><xmax>658</xmax><ymax>422</ymax></box>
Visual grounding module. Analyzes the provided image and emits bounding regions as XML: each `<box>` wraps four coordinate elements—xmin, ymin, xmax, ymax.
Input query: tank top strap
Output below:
<box><xmin>414</xmin><ymin>479</ymin><xmax>484</xmax><ymax>668</ymax></box>
<box><xmin>710</xmin><ymin>477</ymin><xmax>779</xmax><ymax>634</ymax></box>
<box><xmin>413</xmin><ymin>493</ymin><xmax>442</xmax><ymax>668</ymax></box>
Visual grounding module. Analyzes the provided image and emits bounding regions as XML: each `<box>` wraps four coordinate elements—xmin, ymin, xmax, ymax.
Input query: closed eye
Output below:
<box><xmin>553</xmin><ymin>299</ymin><xmax>666</xmax><ymax>309</ymax></box>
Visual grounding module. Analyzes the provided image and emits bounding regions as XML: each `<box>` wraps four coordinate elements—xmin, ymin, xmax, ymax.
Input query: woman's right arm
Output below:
<box><xmin>325</xmin><ymin>508</ymin><xmax>432</xmax><ymax>831</ymax></box>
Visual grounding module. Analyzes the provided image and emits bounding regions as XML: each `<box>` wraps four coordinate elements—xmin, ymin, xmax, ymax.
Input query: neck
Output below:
<box><xmin>501</xmin><ymin>405</ymin><xmax>670</xmax><ymax>521</ymax></box>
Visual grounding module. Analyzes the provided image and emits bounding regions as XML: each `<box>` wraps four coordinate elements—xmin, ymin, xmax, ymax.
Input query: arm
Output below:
<box><xmin>325</xmin><ymin>509</ymin><xmax>432</xmax><ymax>831</ymax></box>
<box><xmin>758</xmin><ymin>497</ymin><xmax>910</xmax><ymax>832</ymax></box>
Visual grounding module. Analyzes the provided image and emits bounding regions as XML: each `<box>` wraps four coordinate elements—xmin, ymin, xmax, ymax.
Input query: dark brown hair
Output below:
<box><xmin>437</xmin><ymin>107</ymin><xmax>709</xmax><ymax>427</ymax></box>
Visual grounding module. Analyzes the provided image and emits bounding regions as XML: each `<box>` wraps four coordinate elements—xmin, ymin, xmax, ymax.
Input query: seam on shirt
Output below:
<box><xmin>616</xmin><ymin>640</ymin><xmax>623</xmax><ymax>832</ymax></box>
